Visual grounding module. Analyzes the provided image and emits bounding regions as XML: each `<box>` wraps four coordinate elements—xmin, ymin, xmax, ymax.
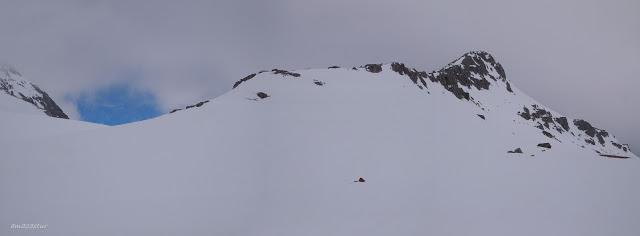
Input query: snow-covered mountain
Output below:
<box><xmin>1</xmin><ymin>51</ymin><xmax>638</xmax><ymax>236</ymax></box>
<box><xmin>0</xmin><ymin>64</ymin><xmax>68</xmax><ymax>119</ymax></box>
<box><xmin>227</xmin><ymin>51</ymin><xmax>632</xmax><ymax>158</ymax></box>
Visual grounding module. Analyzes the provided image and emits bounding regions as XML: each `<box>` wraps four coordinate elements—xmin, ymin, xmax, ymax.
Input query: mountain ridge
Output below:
<box><xmin>217</xmin><ymin>51</ymin><xmax>633</xmax><ymax>157</ymax></box>
<box><xmin>0</xmin><ymin>65</ymin><xmax>69</xmax><ymax>119</ymax></box>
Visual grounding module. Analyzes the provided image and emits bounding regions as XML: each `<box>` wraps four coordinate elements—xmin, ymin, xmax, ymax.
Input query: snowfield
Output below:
<box><xmin>1</xmin><ymin>52</ymin><xmax>638</xmax><ymax>236</ymax></box>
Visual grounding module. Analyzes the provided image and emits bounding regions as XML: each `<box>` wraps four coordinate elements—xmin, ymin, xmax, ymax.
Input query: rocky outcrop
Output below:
<box><xmin>516</xmin><ymin>103</ymin><xmax>630</xmax><ymax>154</ymax></box>
<box><xmin>391</xmin><ymin>62</ymin><xmax>429</xmax><ymax>89</ymax></box>
<box><xmin>600</xmin><ymin>154</ymin><xmax>630</xmax><ymax>159</ymax></box>
<box><xmin>232</xmin><ymin>69</ymin><xmax>301</xmax><ymax>89</ymax></box>
<box><xmin>518</xmin><ymin>105</ymin><xmax>567</xmax><ymax>134</ymax></box>
<box><xmin>426</xmin><ymin>51</ymin><xmax>510</xmax><ymax>100</ymax></box>
<box><xmin>537</xmin><ymin>143</ymin><xmax>552</xmax><ymax>149</ymax></box>
<box><xmin>554</xmin><ymin>117</ymin><xmax>570</xmax><ymax>131</ymax></box>
<box><xmin>573</xmin><ymin>119</ymin><xmax>609</xmax><ymax>146</ymax></box>
<box><xmin>508</xmin><ymin>148</ymin><xmax>523</xmax><ymax>153</ymax></box>
<box><xmin>169</xmin><ymin>100</ymin><xmax>210</xmax><ymax>113</ymax></box>
<box><xmin>256</xmin><ymin>92</ymin><xmax>270</xmax><ymax>99</ymax></box>
<box><xmin>233</xmin><ymin>73</ymin><xmax>256</xmax><ymax>89</ymax></box>
<box><xmin>272</xmin><ymin>69</ymin><xmax>301</xmax><ymax>77</ymax></box>
<box><xmin>364</xmin><ymin>64</ymin><xmax>383</xmax><ymax>73</ymax></box>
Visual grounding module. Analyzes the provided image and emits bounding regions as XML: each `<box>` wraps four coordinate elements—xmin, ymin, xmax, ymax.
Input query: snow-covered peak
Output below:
<box><xmin>0</xmin><ymin>65</ymin><xmax>69</xmax><ymax>119</ymax></box>
<box><xmin>447</xmin><ymin>51</ymin><xmax>505</xmax><ymax>76</ymax></box>
<box><xmin>224</xmin><ymin>51</ymin><xmax>634</xmax><ymax>158</ymax></box>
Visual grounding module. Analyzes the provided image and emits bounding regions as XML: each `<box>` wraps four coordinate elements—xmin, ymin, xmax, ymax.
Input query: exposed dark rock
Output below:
<box><xmin>364</xmin><ymin>64</ymin><xmax>383</xmax><ymax>73</ymax></box>
<box><xmin>518</xmin><ymin>105</ymin><xmax>570</xmax><ymax>136</ymax></box>
<box><xmin>477</xmin><ymin>114</ymin><xmax>485</xmax><ymax>120</ymax></box>
<box><xmin>169</xmin><ymin>100</ymin><xmax>210</xmax><ymax>114</ymax></box>
<box><xmin>609</xmin><ymin>142</ymin><xmax>630</xmax><ymax>152</ymax></box>
<box><xmin>232</xmin><ymin>69</ymin><xmax>301</xmax><ymax>89</ymax></box>
<box><xmin>328</xmin><ymin>66</ymin><xmax>340</xmax><ymax>69</ymax></box>
<box><xmin>598</xmin><ymin>130</ymin><xmax>609</xmax><ymax>138</ymax></box>
<box><xmin>517</xmin><ymin>106</ymin><xmax>620</xmax><ymax>153</ymax></box>
<box><xmin>428</xmin><ymin>73</ymin><xmax>470</xmax><ymax>100</ymax></box>
<box><xmin>391</xmin><ymin>62</ymin><xmax>429</xmax><ymax>89</ymax></box>
<box><xmin>573</xmin><ymin>119</ymin><xmax>596</xmax><ymax>137</ymax></box>
<box><xmin>611</xmin><ymin>142</ymin><xmax>623</xmax><ymax>149</ymax></box>
<box><xmin>554</xmin><ymin>117</ymin><xmax>570</xmax><ymax>131</ymax></box>
<box><xmin>352</xmin><ymin>67</ymin><xmax>358</xmax><ymax>70</ymax></box>
<box><xmin>186</xmin><ymin>100</ymin><xmax>209</xmax><ymax>109</ymax></box>
<box><xmin>541</xmin><ymin>118</ymin><xmax>553</xmax><ymax>128</ymax></box>
<box><xmin>573</xmin><ymin>119</ymin><xmax>610</xmax><ymax>146</ymax></box>
<box><xmin>508</xmin><ymin>148</ymin><xmax>523</xmax><ymax>153</ymax></box>
<box><xmin>426</xmin><ymin>51</ymin><xmax>509</xmax><ymax>100</ymax></box>
<box><xmin>585</xmin><ymin>139</ymin><xmax>596</xmax><ymax>145</ymax></box>
<box><xmin>600</xmin><ymin>154</ymin><xmax>630</xmax><ymax>159</ymax></box>
<box><xmin>537</xmin><ymin>143</ymin><xmax>552</xmax><ymax>149</ymax></box>
<box><xmin>542</xmin><ymin>131</ymin><xmax>554</xmax><ymax>138</ymax></box>
<box><xmin>233</xmin><ymin>73</ymin><xmax>256</xmax><ymax>89</ymax></box>
<box><xmin>257</xmin><ymin>92</ymin><xmax>270</xmax><ymax>99</ymax></box>
<box><xmin>529</xmin><ymin>105</ymin><xmax>555</xmax><ymax>129</ymax></box>
<box><xmin>366</xmin><ymin>52</ymin><xmax>510</xmax><ymax>101</ymax></box>
<box><xmin>354</xmin><ymin>177</ymin><xmax>366</xmax><ymax>183</ymax></box>
<box><xmin>457</xmin><ymin>51</ymin><xmax>505</xmax><ymax>81</ymax></box>
<box><xmin>506</xmin><ymin>81</ymin><xmax>513</xmax><ymax>93</ymax></box>
<box><xmin>313</xmin><ymin>80</ymin><xmax>325</xmax><ymax>86</ymax></box>
<box><xmin>519</xmin><ymin>107</ymin><xmax>531</xmax><ymax>120</ymax></box>
<box><xmin>272</xmin><ymin>69</ymin><xmax>301</xmax><ymax>77</ymax></box>
<box><xmin>28</xmin><ymin>85</ymin><xmax>68</xmax><ymax>119</ymax></box>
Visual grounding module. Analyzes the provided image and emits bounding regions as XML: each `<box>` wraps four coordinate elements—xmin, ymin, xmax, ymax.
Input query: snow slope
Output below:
<box><xmin>0</xmin><ymin>91</ymin><xmax>44</xmax><ymax>116</ymax></box>
<box><xmin>1</xmin><ymin>52</ymin><xmax>639</xmax><ymax>236</ymax></box>
<box><xmin>0</xmin><ymin>110</ymin><xmax>104</xmax><ymax>143</ymax></box>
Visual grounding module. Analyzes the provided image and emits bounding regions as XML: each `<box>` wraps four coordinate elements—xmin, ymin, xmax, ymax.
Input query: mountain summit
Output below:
<box><xmin>0</xmin><ymin>64</ymin><xmax>68</xmax><ymax>119</ymax></box>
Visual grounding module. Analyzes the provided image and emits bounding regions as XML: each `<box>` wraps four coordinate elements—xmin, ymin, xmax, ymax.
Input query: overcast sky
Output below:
<box><xmin>0</xmin><ymin>0</ymin><xmax>638</xmax><ymax>151</ymax></box>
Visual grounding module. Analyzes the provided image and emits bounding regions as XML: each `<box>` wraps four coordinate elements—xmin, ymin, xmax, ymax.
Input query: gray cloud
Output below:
<box><xmin>0</xmin><ymin>0</ymin><xmax>638</xmax><ymax>152</ymax></box>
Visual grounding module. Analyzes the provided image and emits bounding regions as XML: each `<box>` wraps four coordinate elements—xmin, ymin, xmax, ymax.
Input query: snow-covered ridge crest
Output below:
<box><xmin>444</xmin><ymin>50</ymin><xmax>506</xmax><ymax>82</ymax></box>
<box><xmin>0</xmin><ymin>65</ymin><xmax>69</xmax><ymax>119</ymax></box>
<box><xmin>233</xmin><ymin>51</ymin><xmax>512</xmax><ymax>101</ymax></box>
<box><xmin>224</xmin><ymin>51</ymin><xmax>634</xmax><ymax>158</ymax></box>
